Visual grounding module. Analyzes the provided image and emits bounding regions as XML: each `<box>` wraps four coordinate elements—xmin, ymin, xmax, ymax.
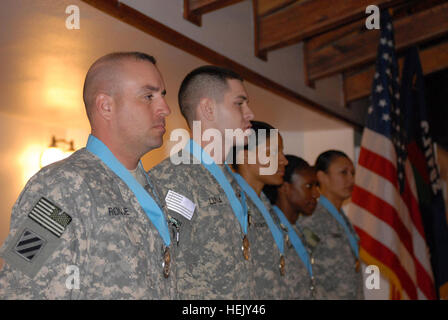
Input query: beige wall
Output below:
<box><xmin>280</xmin><ymin>128</ymin><xmax>355</xmax><ymax>165</ymax></box>
<box><xmin>0</xmin><ymin>113</ymin><xmax>89</xmax><ymax>268</ymax></box>
<box><xmin>0</xmin><ymin>0</ymin><xmax>351</xmax><ymax>269</ymax></box>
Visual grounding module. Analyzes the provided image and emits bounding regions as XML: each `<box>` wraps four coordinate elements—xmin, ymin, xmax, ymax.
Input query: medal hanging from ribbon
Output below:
<box><xmin>229</xmin><ymin>170</ymin><xmax>286</xmax><ymax>276</ymax></box>
<box><xmin>273</xmin><ymin>205</ymin><xmax>314</xmax><ymax>282</ymax></box>
<box><xmin>140</xmin><ymin>164</ymin><xmax>174</xmax><ymax>277</ymax></box>
<box><xmin>86</xmin><ymin>135</ymin><xmax>172</xmax><ymax>277</ymax></box>
<box><xmin>184</xmin><ymin>139</ymin><xmax>250</xmax><ymax>260</ymax></box>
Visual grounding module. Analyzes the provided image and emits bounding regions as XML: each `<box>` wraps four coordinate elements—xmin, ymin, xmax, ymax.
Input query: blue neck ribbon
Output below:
<box><xmin>86</xmin><ymin>134</ymin><xmax>170</xmax><ymax>247</ymax></box>
<box><xmin>272</xmin><ymin>205</ymin><xmax>312</xmax><ymax>277</ymax></box>
<box><xmin>229</xmin><ymin>171</ymin><xmax>285</xmax><ymax>255</ymax></box>
<box><xmin>184</xmin><ymin>139</ymin><xmax>248</xmax><ymax>234</ymax></box>
<box><xmin>319</xmin><ymin>195</ymin><xmax>359</xmax><ymax>259</ymax></box>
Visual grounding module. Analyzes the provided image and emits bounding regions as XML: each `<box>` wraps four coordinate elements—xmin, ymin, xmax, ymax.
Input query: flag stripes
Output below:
<box><xmin>28</xmin><ymin>197</ymin><xmax>71</xmax><ymax>238</ymax></box>
<box><xmin>355</xmin><ymin>226</ymin><xmax>418</xmax><ymax>299</ymax></box>
<box><xmin>348</xmin><ymin>11</ymin><xmax>436</xmax><ymax>300</ymax></box>
<box><xmin>165</xmin><ymin>191</ymin><xmax>194</xmax><ymax>220</ymax></box>
<box><xmin>351</xmin><ymin>129</ymin><xmax>435</xmax><ymax>299</ymax></box>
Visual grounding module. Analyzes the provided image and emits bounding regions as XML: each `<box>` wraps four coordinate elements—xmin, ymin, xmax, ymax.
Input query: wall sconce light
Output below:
<box><xmin>40</xmin><ymin>136</ymin><xmax>75</xmax><ymax>168</ymax></box>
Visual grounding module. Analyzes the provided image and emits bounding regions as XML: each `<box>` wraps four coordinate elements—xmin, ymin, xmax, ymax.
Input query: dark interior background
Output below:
<box><xmin>426</xmin><ymin>69</ymin><xmax>448</xmax><ymax>151</ymax></box>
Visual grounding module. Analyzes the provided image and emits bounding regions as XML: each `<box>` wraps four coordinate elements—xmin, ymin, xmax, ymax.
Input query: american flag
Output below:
<box><xmin>348</xmin><ymin>11</ymin><xmax>436</xmax><ymax>299</ymax></box>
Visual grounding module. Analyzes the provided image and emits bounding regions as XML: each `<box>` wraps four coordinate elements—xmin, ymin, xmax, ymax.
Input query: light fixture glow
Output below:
<box><xmin>40</xmin><ymin>136</ymin><xmax>75</xmax><ymax>168</ymax></box>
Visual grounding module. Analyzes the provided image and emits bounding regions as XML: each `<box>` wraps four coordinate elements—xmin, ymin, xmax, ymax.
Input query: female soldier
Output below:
<box><xmin>229</xmin><ymin>120</ymin><xmax>289</xmax><ymax>299</ymax></box>
<box><xmin>264</xmin><ymin>155</ymin><xmax>320</xmax><ymax>299</ymax></box>
<box><xmin>299</xmin><ymin>150</ymin><xmax>364</xmax><ymax>299</ymax></box>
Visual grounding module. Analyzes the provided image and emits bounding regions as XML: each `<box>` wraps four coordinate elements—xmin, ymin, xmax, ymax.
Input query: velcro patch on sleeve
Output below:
<box><xmin>14</xmin><ymin>229</ymin><xmax>46</xmax><ymax>262</ymax></box>
<box><xmin>1</xmin><ymin>197</ymin><xmax>73</xmax><ymax>278</ymax></box>
<box><xmin>28</xmin><ymin>197</ymin><xmax>72</xmax><ymax>238</ymax></box>
<box><xmin>2</xmin><ymin>217</ymin><xmax>67</xmax><ymax>279</ymax></box>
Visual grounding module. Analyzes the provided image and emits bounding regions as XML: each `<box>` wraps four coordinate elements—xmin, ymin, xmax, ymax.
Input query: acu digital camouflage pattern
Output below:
<box><xmin>233</xmin><ymin>181</ymin><xmax>315</xmax><ymax>300</ymax></box>
<box><xmin>232</xmin><ymin>189</ymin><xmax>286</xmax><ymax>299</ymax></box>
<box><xmin>150</xmin><ymin>154</ymin><xmax>255</xmax><ymax>299</ymax></box>
<box><xmin>297</xmin><ymin>202</ymin><xmax>364</xmax><ymax>300</ymax></box>
<box><xmin>280</xmin><ymin>221</ymin><xmax>316</xmax><ymax>300</ymax></box>
<box><xmin>0</xmin><ymin>149</ymin><xmax>176</xmax><ymax>299</ymax></box>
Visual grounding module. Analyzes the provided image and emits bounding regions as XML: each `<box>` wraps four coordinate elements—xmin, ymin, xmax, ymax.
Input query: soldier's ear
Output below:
<box><xmin>279</xmin><ymin>182</ymin><xmax>290</xmax><ymax>197</ymax></box>
<box><xmin>95</xmin><ymin>93</ymin><xmax>114</xmax><ymax>121</ymax></box>
<box><xmin>316</xmin><ymin>170</ymin><xmax>328</xmax><ymax>189</ymax></box>
<box><xmin>197</xmin><ymin>98</ymin><xmax>215</xmax><ymax>122</ymax></box>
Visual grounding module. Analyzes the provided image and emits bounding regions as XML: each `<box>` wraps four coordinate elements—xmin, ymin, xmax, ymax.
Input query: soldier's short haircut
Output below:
<box><xmin>178</xmin><ymin>65</ymin><xmax>243</xmax><ymax>127</ymax></box>
<box><xmin>83</xmin><ymin>52</ymin><xmax>157</xmax><ymax>123</ymax></box>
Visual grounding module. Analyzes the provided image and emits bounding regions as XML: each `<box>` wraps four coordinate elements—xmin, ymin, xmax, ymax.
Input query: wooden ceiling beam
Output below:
<box><xmin>254</xmin><ymin>0</ymin><xmax>407</xmax><ymax>58</ymax></box>
<box><xmin>305</xmin><ymin>2</ymin><xmax>448</xmax><ymax>83</ymax></box>
<box><xmin>184</xmin><ymin>0</ymin><xmax>244</xmax><ymax>26</ymax></box>
<box><xmin>344</xmin><ymin>40</ymin><xmax>448</xmax><ymax>103</ymax></box>
<box><xmin>79</xmin><ymin>0</ymin><xmax>363</xmax><ymax>128</ymax></box>
<box><xmin>256</xmin><ymin>0</ymin><xmax>297</xmax><ymax>17</ymax></box>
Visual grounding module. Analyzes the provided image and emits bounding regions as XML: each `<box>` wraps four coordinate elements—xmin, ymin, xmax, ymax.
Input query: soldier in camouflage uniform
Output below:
<box><xmin>298</xmin><ymin>150</ymin><xmax>364</xmax><ymax>299</ymax></box>
<box><xmin>264</xmin><ymin>155</ymin><xmax>320</xmax><ymax>299</ymax></box>
<box><xmin>0</xmin><ymin>52</ymin><xmax>176</xmax><ymax>299</ymax></box>
<box><xmin>283</xmin><ymin>219</ymin><xmax>316</xmax><ymax>299</ymax></box>
<box><xmin>150</xmin><ymin>65</ymin><xmax>256</xmax><ymax>299</ymax></box>
<box><xmin>230</xmin><ymin>121</ymin><xmax>289</xmax><ymax>299</ymax></box>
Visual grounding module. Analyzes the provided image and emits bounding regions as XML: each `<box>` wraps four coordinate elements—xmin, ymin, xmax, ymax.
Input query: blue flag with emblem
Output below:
<box><xmin>400</xmin><ymin>47</ymin><xmax>448</xmax><ymax>300</ymax></box>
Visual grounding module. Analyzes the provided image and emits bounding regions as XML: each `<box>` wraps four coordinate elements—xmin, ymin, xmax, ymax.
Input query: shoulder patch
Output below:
<box><xmin>14</xmin><ymin>229</ymin><xmax>46</xmax><ymax>262</ymax></box>
<box><xmin>2</xmin><ymin>217</ymin><xmax>66</xmax><ymax>278</ymax></box>
<box><xmin>1</xmin><ymin>197</ymin><xmax>73</xmax><ymax>278</ymax></box>
<box><xmin>28</xmin><ymin>197</ymin><xmax>72</xmax><ymax>238</ymax></box>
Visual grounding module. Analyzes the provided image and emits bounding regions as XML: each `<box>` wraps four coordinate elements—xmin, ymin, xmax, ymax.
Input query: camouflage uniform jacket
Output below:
<box><xmin>280</xmin><ymin>221</ymin><xmax>316</xmax><ymax>300</ymax></box>
<box><xmin>239</xmin><ymin>190</ymin><xmax>285</xmax><ymax>299</ymax></box>
<box><xmin>150</xmin><ymin>157</ymin><xmax>255</xmax><ymax>299</ymax></box>
<box><xmin>0</xmin><ymin>149</ymin><xmax>176</xmax><ymax>299</ymax></box>
<box><xmin>297</xmin><ymin>202</ymin><xmax>364</xmax><ymax>299</ymax></box>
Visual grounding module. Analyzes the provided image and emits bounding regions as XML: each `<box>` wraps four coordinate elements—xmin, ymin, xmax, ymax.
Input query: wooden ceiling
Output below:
<box><xmin>183</xmin><ymin>0</ymin><xmax>448</xmax><ymax>107</ymax></box>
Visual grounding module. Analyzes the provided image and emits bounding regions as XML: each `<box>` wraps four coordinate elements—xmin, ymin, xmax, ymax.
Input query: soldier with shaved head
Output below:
<box><xmin>150</xmin><ymin>65</ymin><xmax>256</xmax><ymax>299</ymax></box>
<box><xmin>0</xmin><ymin>52</ymin><xmax>175</xmax><ymax>299</ymax></box>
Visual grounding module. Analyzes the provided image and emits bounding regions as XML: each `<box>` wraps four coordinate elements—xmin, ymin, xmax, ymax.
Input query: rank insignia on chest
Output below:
<box><xmin>302</xmin><ymin>226</ymin><xmax>320</xmax><ymax>250</ymax></box>
<box><xmin>208</xmin><ymin>196</ymin><xmax>223</xmax><ymax>205</ymax></box>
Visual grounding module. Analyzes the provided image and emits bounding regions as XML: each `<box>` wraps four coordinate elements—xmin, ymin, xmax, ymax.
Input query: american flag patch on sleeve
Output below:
<box><xmin>28</xmin><ymin>197</ymin><xmax>72</xmax><ymax>238</ymax></box>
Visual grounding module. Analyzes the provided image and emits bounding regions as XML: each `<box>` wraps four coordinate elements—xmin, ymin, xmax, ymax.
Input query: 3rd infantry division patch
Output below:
<box><xmin>14</xmin><ymin>229</ymin><xmax>46</xmax><ymax>262</ymax></box>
